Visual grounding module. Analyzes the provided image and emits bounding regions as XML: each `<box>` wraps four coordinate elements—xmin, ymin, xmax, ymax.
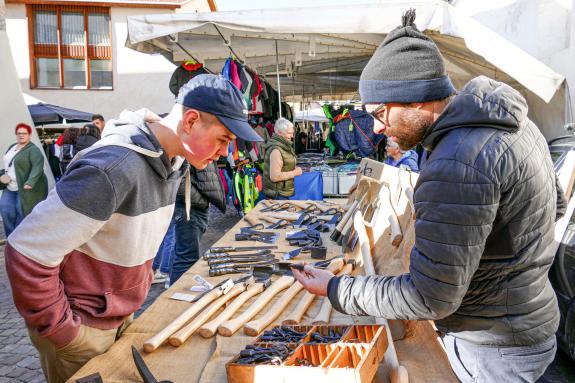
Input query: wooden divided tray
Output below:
<box><xmin>226</xmin><ymin>325</ymin><xmax>388</xmax><ymax>383</ymax></box>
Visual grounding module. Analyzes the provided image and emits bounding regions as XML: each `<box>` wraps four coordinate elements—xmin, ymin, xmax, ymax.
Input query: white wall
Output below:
<box><xmin>6</xmin><ymin>5</ymin><xmax>179</xmax><ymax>120</ymax></box>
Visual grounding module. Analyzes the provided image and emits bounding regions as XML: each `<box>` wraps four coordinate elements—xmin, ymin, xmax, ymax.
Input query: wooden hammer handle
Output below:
<box><xmin>311</xmin><ymin>297</ymin><xmax>333</xmax><ymax>325</ymax></box>
<box><xmin>288</xmin><ymin>200</ymin><xmax>312</xmax><ymax>210</ymax></box>
<box><xmin>198</xmin><ymin>282</ymin><xmax>265</xmax><ymax>338</ymax></box>
<box><xmin>282</xmin><ymin>263</ymin><xmax>353</xmax><ymax>325</ymax></box>
<box><xmin>388</xmin><ymin>212</ymin><xmax>403</xmax><ymax>247</ymax></box>
<box><xmin>288</xmin><ymin>201</ymin><xmax>338</xmax><ymax>213</ymax></box>
<box><xmin>258</xmin><ymin>215</ymin><xmax>280</xmax><ymax>224</ymax></box>
<box><xmin>311</xmin><ymin>264</ymin><xmax>354</xmax><ymax>324</ymax></box>
<box><xmin>168</xmin><ymin>283</ymin><xmax>246</xmax><ymax>346</ymax></box>
<box><xmin>354</xmin><ymin>211</ymin><xmax>405</xmax><ymax>380</ymax></box>
<box><xmin>143</xmin><ymin>287</ymin><xmax>223</xmax><ymax>353</ymax></box>
<box><xmin>281</xmin><ymin>290</ymin><xmax>316</xmax><ymax>325</ymax></box>
<box><xmin>218</xmin><ymin>276</ymin><xmax>294</xmax><ymax>337</ymax></box>
<box><xmin>312</xmin><ymin>264</ymin><xmax>353</xmax><ymax>329</ymax></box>
<box><xmin>243</xmin><ymin>215</ymin><xmax>259</xmax><ymax>226</ymax></box>
<box><xmin>244</xmin><ymin>281</ymin><xmax>304</xmax><ymax>336</ymax></box>
<box><xmin>335</xmin><ymin>199</ymin><xmax>359</xmax><ymax>234</ymax></box>
<box><xmin>244</xmin><ymin>259</ymin><xmax>345</xmax><ymax>336</ymax></box>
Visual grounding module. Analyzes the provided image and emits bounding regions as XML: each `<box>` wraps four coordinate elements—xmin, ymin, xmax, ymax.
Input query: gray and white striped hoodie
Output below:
<box><xmin>5</xmin><ymin>110</ymin><xmax>183</xmax><ymax>348</ymax></box>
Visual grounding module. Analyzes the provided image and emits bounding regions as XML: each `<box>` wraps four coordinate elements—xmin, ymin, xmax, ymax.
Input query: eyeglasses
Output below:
<box><xmin>362</xmin><ymin>103</ymin><xmax>387</xmax><ymax>124</ymax></box>
<box><xmin>16</xmin><ymin>132</ymin><xmax>29</xmax><ymax>136</ymax></box>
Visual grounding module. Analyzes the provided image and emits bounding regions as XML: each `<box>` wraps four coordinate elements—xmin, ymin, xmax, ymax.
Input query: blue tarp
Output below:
<box><xmin>290</xmin><ymin>171</ymin><xmax>323</xmax><ymax>201</ymax></box>
<box><xmin>28</xmin><ymin>103</ymin><xmax>93</xmax><ymax>126</ymax></box>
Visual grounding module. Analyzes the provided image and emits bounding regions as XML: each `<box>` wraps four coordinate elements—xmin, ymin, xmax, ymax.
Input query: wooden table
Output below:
<box><xmin>69</xmin><ymin>201</ymin><xmax>456</xmax><ymax>383</ymax></box>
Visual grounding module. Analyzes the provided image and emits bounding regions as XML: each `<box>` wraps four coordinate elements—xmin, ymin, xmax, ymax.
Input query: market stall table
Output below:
<box><xmin>70</xmin><ymin>200</ymin><xmax>456</xmax><ymax>383</ymax></box>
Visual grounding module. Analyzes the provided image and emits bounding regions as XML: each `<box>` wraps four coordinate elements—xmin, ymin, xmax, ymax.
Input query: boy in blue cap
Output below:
<box><xmin>5</xmin><ymin>75</ymin><xmax>262</xmax><ymax>383</ymax></box>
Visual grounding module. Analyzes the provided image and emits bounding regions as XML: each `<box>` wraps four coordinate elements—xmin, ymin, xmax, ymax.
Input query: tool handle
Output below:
<box><xmin>311</xmin><ymin>297</ymin><xmax>333</xmax><ymax>325</ymax></box>
<box><xmin>339</xmin><ymin>209</ymin><xmax>357</xmax><ymax>243</ymax></box>
<box><xmin>209</xmin><ymin>267</ymin><xmax>242</xmax><ymax>277</ymax></box>
<box><xmin>259</xmin><ymin>215</ymin><xmax>280</xmax><ymax>224</ymax></box>
<box><xmin>355</xmin><ymin>210</ymin><xmax>405</xmax><ymax>380</ymax></box>
<box><xmin>334</xmin><ymin>200</ymin><xmax>359</xmax><ymax>234</ymax></box>
<box><xmin>199</xmin><ymin>283</ymin><xmax>264</xmax><ymax>338</ymax></box>
<box><xmin>244</xmin><ymin>281</ymin><xmax>304</xmax><ymax>336</ymax></box>
<box><xmin>288</xmin><ymin>200</ymin><xmax>311</xmax><ymax>210</ymax></box>
<box><xmin>218</xmin><ymin>275</ymin><xmax>294</xmax><ymax>337</ymax></box>
<box><xmin>283</xmin><ymin>262</ymin><xmax>353</xmax><ymax>325</ymax></box>
<box><xmin>281</xmin><ymin>290</ymin><xmax>316</xmax><ymax>325</ymax></box>
<box><xmin>207</xmin><ymin>246</ymin><xmax>233</xmax><ymax>254</ymax></box>
<box><xmin>143</xmin><ymin>287</ymin><xmax>223</xmax><ymax>353</ymax></box>
<box><xmin>207</xmin><ymin>257</ymin><xmax>231</xmax><ymax>266</ymax></box>
<box><xmin>243</xmin><ymin>215</ymin><xmax>259</xmax><ymax>226</ymax></box>
<box><xmin>388</xmin><ymin>211</ymin><xmax>403</xmax><ymax>247</ymax></box>
<box><xmin>244</xmin><ymin>259</ymin><xmax>344</xmax><ymax>336</ymax></box>
<box><xmin>168</xmin><ymin>283</ymin><xmax>246</xmax><ymax>346</ymax></box>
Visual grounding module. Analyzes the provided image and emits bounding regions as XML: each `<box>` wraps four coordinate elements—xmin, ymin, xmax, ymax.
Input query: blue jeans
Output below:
<box><xmin>0</xmin><ymin>190</ymin><xmax>23</xmax><ymax>237</ymax></box>
<box><xmin>152</xmin><ymin>220</ymin><xmax>176</xmax><ymax>274</ymax></box>
<box><xmin>169</xmin><ymin>201</ymin><xmax>209</xmax><ymax>285</ymax></box>
<box><xmin>443</xmin><ymin>335</ymin><xmax>556</xmax><ymax>383</ymax></box>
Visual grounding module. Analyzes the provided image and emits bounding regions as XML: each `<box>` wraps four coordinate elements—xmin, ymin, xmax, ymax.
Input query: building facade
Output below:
<box><xmin>5</xmin><ymin>0</ymin><xmax>215</xmax><ymax>120</ymax></box>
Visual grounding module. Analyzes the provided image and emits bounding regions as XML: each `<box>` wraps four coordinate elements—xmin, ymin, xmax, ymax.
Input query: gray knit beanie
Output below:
<box><xmin>359</xmin><ymin>9</ymin><xmax>455</xmax><ymax>104</ymax></box>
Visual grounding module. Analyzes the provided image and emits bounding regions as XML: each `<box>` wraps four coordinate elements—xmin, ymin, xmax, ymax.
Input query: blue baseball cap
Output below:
<box><xmin>176</xmin><ymin>74</ymin><xmax>262</xmax><ymax>142</ymax></box>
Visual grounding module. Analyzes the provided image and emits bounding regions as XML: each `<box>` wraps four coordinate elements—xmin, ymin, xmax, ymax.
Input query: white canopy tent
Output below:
<box><xmin>295</xmin><ymin>108</ymin><xmax>329</xmax><ymax>123</ymax></box>
<box><xmin>126</xmin><ymin>1</ymin><xmax>567</xmax><ymax>139</ymax></box>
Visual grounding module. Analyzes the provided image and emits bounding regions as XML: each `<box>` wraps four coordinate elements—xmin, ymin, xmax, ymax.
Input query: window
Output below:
<box><xmin>28</xmin><ymin>5</ymin><xmax>112</xmax><ymax>89</ymax></box>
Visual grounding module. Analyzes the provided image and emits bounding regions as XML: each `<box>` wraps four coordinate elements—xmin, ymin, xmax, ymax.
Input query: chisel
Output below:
<box><xmin>207</xmin><ymin>245</ymin><xmax>278</xmax><ymax>254</ymax></box>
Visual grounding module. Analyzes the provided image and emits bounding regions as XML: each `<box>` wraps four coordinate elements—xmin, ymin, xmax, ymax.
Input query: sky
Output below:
<box><xmin>215</xmin><ymin>0</ymin><xmax>378</xmax><ymax>12</ymax></box>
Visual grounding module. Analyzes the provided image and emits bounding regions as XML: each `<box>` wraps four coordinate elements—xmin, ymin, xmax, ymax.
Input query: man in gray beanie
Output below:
<box><xmin>293</xmin><ymin>9</ymin><xmax>564</xmax><ymax>382</ymax></box>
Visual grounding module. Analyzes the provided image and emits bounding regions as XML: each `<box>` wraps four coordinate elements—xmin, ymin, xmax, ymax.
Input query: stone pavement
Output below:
<box><xmin>1</xmin><ymin>206</ymin><xmax>574</xmax><ymax>382</ymax></box>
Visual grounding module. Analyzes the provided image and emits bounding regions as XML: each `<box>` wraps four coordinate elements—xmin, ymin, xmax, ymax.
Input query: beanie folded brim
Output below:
<box><xmin>359</xmin><ymin>75</ymin><xmax>455</xmax><ymax>104</ymax></box>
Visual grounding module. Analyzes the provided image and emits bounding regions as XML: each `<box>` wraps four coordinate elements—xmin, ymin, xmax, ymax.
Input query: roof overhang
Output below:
<box><xmin>125</xmin><ymin>1</ymin><xmax>564</xmax><ymax>103</ymax></box>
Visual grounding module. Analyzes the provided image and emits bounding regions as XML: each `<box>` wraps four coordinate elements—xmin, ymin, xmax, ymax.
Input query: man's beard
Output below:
<box><xmin>391</xmin><ymin>108</ymin><xmax>433</xmax><ymax>151</ymax></box>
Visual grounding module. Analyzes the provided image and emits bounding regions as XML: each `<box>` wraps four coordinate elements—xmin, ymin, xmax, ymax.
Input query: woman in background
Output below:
<box><xmin>0</xmin><ymin>123</ymin><xmax>48</xmax><ymax>235</ymax></box>
<box><xmin>384</xmin><ymin>138</ymin><xmax>419</xmax><ymax>172</ymax></box>
<box><xmin>263</xmin><ymin>118</ymin><xmax>302</xmax><ymax>199</ymax></box>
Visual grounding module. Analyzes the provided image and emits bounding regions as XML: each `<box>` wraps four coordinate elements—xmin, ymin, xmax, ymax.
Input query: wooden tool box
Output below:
<box><xmin>226</xmin><ymin>324</ymin><xmax>388</xmax><ymax>383</ymax></box>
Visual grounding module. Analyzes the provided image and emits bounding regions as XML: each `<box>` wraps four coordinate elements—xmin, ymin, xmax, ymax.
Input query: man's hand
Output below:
<box><xmin>292</xmin><ymin>265</ymin><xmax>334</xmax><ymax>296</ymax></box>
<box><xmin>293</xmin><ymin>167</ymin><xmax>303</xmax><ymax>177</ymax></box>
<box><xmin>23</xmin><ymin>184</ymin><xmax>32</xmax><ymax>190</ymax></box>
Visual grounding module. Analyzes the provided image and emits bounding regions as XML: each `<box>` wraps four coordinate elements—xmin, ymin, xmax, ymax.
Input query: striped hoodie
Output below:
<box><xmin>5</xmin><ymin>110</ymin><xmax>182</xmax><ymax>348</ymax></box>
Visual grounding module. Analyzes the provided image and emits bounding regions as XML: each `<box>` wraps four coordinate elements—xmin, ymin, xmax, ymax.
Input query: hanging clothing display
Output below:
<box><xmin>169</xmin><ymin>60</ymin><xmax>208</xmax><ymax>96</ymax></box>
<box><xmin>333</xmin><ymin>109</ymin><xmax>385</xmax><ymax>157</ymax></box>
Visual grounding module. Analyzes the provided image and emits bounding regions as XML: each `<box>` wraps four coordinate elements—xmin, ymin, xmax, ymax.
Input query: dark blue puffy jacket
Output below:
<box><xmin>328</xmin><ymin>76</ymin><xmax>560</xmax><ymax>347</ymax></box>
<box><xmin>384</xmin><ymin>150</ymin><xmax>419</xmax><ymax>172</ymax></box>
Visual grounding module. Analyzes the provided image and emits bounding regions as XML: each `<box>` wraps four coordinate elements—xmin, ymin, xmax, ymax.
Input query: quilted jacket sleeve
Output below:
<box><xmin>555</xmin><ymin>173</ymin><xmax>567</xmax><ymax>221</ymax></box>
<box><xmin>328</xmin><ymin>158</ymin><xmax>500</xmax><ymax>320</ymax></box>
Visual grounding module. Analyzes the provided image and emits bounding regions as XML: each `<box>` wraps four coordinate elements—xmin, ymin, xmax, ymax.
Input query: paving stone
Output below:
<box><xmin>1</xmin><ymin>354</ymin><xmax>24</xmax><ymax>366</ymax></box>
<box><xmin>5</xmin><ymin>366</ymin><xmax>28</xmax><ymax>378</ymax></box>
<box><xmin>0</xmin><ymin>366</ymin><xmax>13</xmax><ymax>376</ymax></box>
<box><xmin>12</xmin><ymin>344</ymin><xmax>36</xmax><ymax>355</ymax></box>
<box><xmin>18</xmin><ymin>369</ymin><xmax>40</xmax><ymax>382</ymax></box>
<box><xmin>16</xmin><ymin>356</ymin><xmax>39</xmax><ymax>369</ymax></box>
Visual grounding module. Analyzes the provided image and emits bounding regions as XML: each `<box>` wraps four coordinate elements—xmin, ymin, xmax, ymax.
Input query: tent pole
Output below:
<box><xmin>275</xmin><ymin>39</ymin><xmax>282</xmax><ymax>119</ymax></box>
